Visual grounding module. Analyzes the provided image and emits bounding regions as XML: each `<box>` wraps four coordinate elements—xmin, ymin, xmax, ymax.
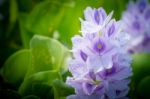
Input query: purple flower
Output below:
<box><xmin>122</xmin><ymin>0</ymin><xmax>150</xmax><ymax>53</ymax></box>
<box><xmin>80</xmin><ymin>7</ymin><xmax>113</xmax><ymax>34</ymax></box>
<box><xmin>66</xmin><ymin>7</ymin><xmax>132</xmax><ymax>99</ymax></box>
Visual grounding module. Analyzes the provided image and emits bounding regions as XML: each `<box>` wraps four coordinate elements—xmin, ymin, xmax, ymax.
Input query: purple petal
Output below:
<box><xmin>107</xmin><ymin>20</ymin><xmax>116</xmax><ymax>37</ymax></box>
<box><xmin>69</xmin><ymin>60</ymin><xmax>87</xmax><ymax>77</ymax></box>
<box><xmin>80</xmin><ymin>50</ymin><xmax>88</xmax><ymax>61</ymax></box>
<box><xmin>66</xmin><ymin>77</ymin><xmax>83</xmax><ymax>92</ymax></box>
<box><xmin>94</xmin><ymin>10</ymin><xmax>101</xmax><ymax>24</ymax></box>
<box><xmin>87</xmin><ymin>56</ymin><xmax>103</xmax><ymax>72</ymax></box>
<box><xmin>94</xmin><ymin>84</ymin><xmax>105</xmax><ymax>95</ymax></box>
<box><xmin>116</xmin><ymin>88</ymin><xmax>129</xmax><ymax>98</ymax></box>
<box><xmin>85</xmin><ymin>70</ymin><xmax>96</xmax><ymax>81</ymax></box>
<box><xmin>106</xmin><ymin>85</ymin><xmax>116</xmax><ymax>99</ymax></box>
<box><xmin>132</xmin><ymin>20</ymin><xmax>141</xmax><ymax>30</ymax></box>
<box><xmin>93</xmin><ymin>38</ymin><xmax>106</xmax><ymax>54</ymax></box>
<box><xmin>138</xmin><ymin>0</ymin><xmax>148</xmax><ymax>13</ymax></box>
<box><xmin>67</xmin><ymin>94</ymin><xmax>104</xmax><ymax>99</ymax></box>
<box><xmin>82</xmin><ymin>82</ymin><xmax>96</xmax><ymax>95</ymax></box>
<box><xmin>97</xmin><ymin>7</ymin><xmax>107</xmax><ymax>22</ymax></box>
<box><xmin>110</xmin><ymin>65</ymin><xmax>132</xmax><ymax>80</ymax></box>
<box><xmin>110</xmin><ymin>80</ymin><xmax>130</xmax><ymax>91</ymax></box>
<box><xmin>84</xmin><ymin>7</ymin><xmax>94</xmax><ymax>22</ymax></box>
<box><xmin>145</xmin><ymin>7</ymin><xmax>150</xmax><ymax>20</ymax></box>
<box><xmin>71</xmin><ymin>35</ymin><xmax>83</xmax><ymax>48</ymax></box>
<box><xmin>101</xmin><ymin>53</ymin><xmax>113</xmax><ymax>69</ymax></box>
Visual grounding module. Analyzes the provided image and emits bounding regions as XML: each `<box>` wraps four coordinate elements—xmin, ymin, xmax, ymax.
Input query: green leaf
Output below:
<box><xmin>29</xmin><ymin>70</ymin><xmax>61</xmax><ymax>85</ymax></box>
<box><xmin>19</xmin><ymin>35</ymin><xmax>69</xmax><ymax>96</ymax></box>
<box><xmin>26</xmin><ymin>1</ymin><xmax>65</xmax><ymax>36</ymax></box>
<box><xmin>7</xmin><ymin>0</ymin><xmax>18</xmax><ymax>35</ymax></box>
<box><xmin>22</xmin><ymin>95</ymin><xmax>40</xmax><ymax>99</ymax></box>
<box><xmin>132</xmin><ymin>53</ymin><xmax>150</xmax><ymax>85</ymax></box>
<box><xmin>19</xmin><ymin>70</ymin><xmax>61</xmax><ymax>97</ymax></box>
<box><xmin>19</xmin><ymin>13</ymin><xmax>33</xmax><ymax>48</ymax></box>
<box><xmin>1</xmin><ymin>49</ymin><xmax>31</xmax><ymax>87</ymax></box>
<box><xmin>52</xmin><ymin>79</ymin><xmax>74</xmax><ymax>98</ymax></box>
<box><xmin>29</xmin><ymin>35</ymin><xmax>70</xmax><ymax>73</ymax></box>
<box><xmin>30</xmin><ymin>83</ymin><xmax>54</xmax><ymax>99</ymax></box>
<box><xmin>138</xmin><ymin>76</ymin><xmax>150</xmax><ymax>99</ymax></box>
<box><xmin>131</xmin><ymin>53</ymin><xmax>150</xmax><ymax>99</ymax></box>
<box><xmin>10</xmin><ymin>0</ymin><xmax>18</xmax><ymax>24</ymax></box>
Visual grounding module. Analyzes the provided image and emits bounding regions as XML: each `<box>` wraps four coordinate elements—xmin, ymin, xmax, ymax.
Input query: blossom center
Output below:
<box><xmin>97</xmin><ymin>43</ymin><xmax>102</xmax><ymax>49</ymax></box>
<box><xmin>93</xmin><ymin>38</ymin><xmax>105</xmax><ymax>54</ymax></box>
<box><xmin>92</xmin><ymin>80</ymin><xmax>101</xmax><ymax>85</ymax></box>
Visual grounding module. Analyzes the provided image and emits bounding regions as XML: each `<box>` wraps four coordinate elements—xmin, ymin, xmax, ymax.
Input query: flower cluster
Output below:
<box><xmin>66</xmin><ymin>7</ymin><xmax>132</xmax><ymax>99</ymax></box>
<box><xmin>122</xmin><ymin>0</ymin><xmax>150</xmax><ymax>53</ymax></box>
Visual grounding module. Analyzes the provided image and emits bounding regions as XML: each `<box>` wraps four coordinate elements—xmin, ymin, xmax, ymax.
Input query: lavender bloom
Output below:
<box><xmin>80</xmin><ymin>7</ymin><xmax>113</xmax><ymax>34</ymax></box>
<box><xmin>122</xmin><ymin>0</ymin><xmax>150</xmax><ymax>53</ymax></box>
<box><xmin>66</xmin><ymin>7</ymin><xmax>132</xmax><ymax>99</ymax></box>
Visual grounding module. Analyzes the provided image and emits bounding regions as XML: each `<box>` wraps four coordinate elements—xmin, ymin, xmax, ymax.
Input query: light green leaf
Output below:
<box><xmin>29</xmin><ymin>35</ymin><xmax>70</xmax><ymax>73</ymax></box>
<box><xmin>29</xmin><ymin>70</ymin><xmax>61</xmax><ymax>85</ymax></box>
<box><xmin>19</xmin><ymin>35</ymin><xmax>70</xmax><ymax>96</ymax></box>
<box><xmin>1</xmin><ymin>49</ymin><xmax>31</xmax><ymax>87</ymax></box>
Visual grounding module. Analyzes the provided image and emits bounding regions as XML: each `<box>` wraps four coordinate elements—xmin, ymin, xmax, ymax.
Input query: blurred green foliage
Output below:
<box><xmin>0</xmin><ymin>0</ymin><xmax>150</xmax><ymax>99</ymax></box>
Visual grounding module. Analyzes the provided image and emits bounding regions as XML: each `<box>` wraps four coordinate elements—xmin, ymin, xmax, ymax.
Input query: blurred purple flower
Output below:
<box><xmin>66</xmin><ymin>7</ymin><xmax>132</xmax><ymax>99</ymax></box>
<box><xmin>122</xmin><ymin>0</ymin><xmax>150</xmax><ymax>53</ymax></box>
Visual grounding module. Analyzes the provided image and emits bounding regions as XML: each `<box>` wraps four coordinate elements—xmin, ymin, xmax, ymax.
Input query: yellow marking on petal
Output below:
<box><xmin>99</xmin><ymin>31</ymin><xmax>102</xmax><ymax>36</ymax></box>
<box><xmin>98</xmin><ymin>43</ymin><xmax>102</xmax><ymax>49</ymax></box>
<box><xmin>92</xmin><ymin>80</ymin><xmax>101</xmax><ymax>85</ymax></box>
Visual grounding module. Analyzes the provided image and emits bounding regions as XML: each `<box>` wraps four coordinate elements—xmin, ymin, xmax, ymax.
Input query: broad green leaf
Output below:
<box><xmin>1</xmin><ymin>49</ymin><xmax>31</xmax><ymax>87</ymax></box>
<box><xmin>29</xmin><ymin>83</ymin><xmax>54</xmax><ymax>99</ymax></box>
<box><xmin>19</xmin><ymin>35</ymin><xmax>70</xmax><ymax>96</ymax></box>
<box><xmin>19</xmin><ymin>70</ymin><xmax>61</xmax><ymax>97</ymax></box>
<box><xmin>29</xmin><ymin>35</ymin><xmax>70</xmax><ymax>73</ymax></box>
<box><xmin>52</xmin><ymin>79</ymin><xmax>74</xmax><ymax>99</ymax></box>
<box><xmin>29</xmin><ymin>70</ymin><xmax>61</xmax><ymax>85</ymax></box>
<box><xmin>138</xmin><ymin>76</ymin><xmax>150</xmax><ymax>99</ymax></box>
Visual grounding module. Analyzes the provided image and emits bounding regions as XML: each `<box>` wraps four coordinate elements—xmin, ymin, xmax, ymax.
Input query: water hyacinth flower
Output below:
<box><xmin>122</xmin><ymin>0</ymin><xmax>150</xmax><ymax>53</ymax></box>
<box><xmin>66</xmin><ymin>7</ymin><xmax>132</xmax><ymax>99</ymax></box>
